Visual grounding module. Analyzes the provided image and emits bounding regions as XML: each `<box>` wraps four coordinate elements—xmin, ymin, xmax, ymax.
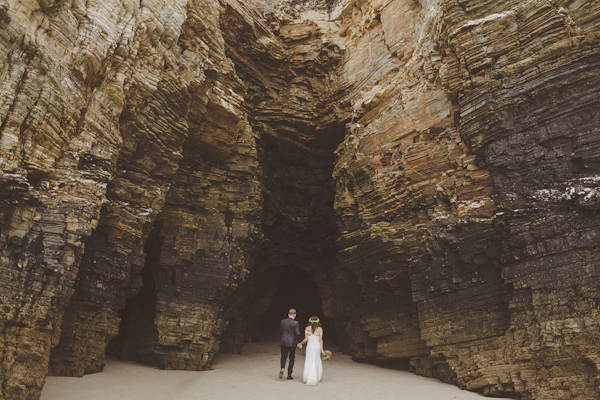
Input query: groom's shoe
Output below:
<box><xmin>279</xmin><ymin>369</ymin><xmax>284</xmax><ymax>380</ymax></box>
<box><xmin>287</xmin><ymin>375</ymin><xmax>293</xmax><ymax>380</ymax></box>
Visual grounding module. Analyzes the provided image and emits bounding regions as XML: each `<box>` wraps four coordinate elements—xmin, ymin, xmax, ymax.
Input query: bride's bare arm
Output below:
<box><xmin>319</xmin><ymin>329</ymin><xmax>324</xmax><ymax>353</ymax></box>
<box><xmin>297</xmin><ymin>330</ymin><xmax>309</xmax><ymax>348</ymax></box>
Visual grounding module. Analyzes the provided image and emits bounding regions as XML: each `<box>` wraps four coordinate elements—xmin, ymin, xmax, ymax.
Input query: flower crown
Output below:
<box><xmin>308</xmin><ymin>318</ymin><xmax>320</xmax><ymax>324</ymax></box>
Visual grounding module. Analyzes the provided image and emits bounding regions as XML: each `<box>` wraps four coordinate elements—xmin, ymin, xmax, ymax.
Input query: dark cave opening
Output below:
<box><xmin>257</xmin><ymin>265</ymin><xmax>338</xmax><ymax>346</ymax></box>
<box><xmin>249</xmin><ymin>122</ymin><xmax>346</xmax><ymax>348</ymax></box>
<box><xmin>106</xmin><ymin>228</ymin><xmax>161</xmax><ymax>365</ymax></box>
<box><xmin>217</xmin><ymin>120</ymin><xmax>347</xmax><ymax>352</ymax></box>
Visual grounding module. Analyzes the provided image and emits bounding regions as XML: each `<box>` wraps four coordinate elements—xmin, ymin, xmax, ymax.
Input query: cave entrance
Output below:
<box><xmin>257</xmin><ymin>265</ymin><xmax>338</xmax><ymax>346</ymax></box>
<box><xmin>245</xmin><ymin>121</ymin><xmax>346</xmax><ymax>348</ymax></box>
<box><xmin>106</xmin><ymin>228</ymin><xmax>161</xmax><ymax>366</ymax></box>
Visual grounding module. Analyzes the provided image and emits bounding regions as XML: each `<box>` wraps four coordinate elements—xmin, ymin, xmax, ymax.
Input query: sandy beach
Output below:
<box><xmin>41</xmin><ymin>339</ymin><xmax>509</xmax><ymax>400</ymax></box>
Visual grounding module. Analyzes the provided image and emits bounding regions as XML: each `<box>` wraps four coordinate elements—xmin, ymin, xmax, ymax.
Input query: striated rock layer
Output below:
<box><xmin>329</xmin><ymin>0</ymin><xmax>600</xmax><ymax>399</ymax></box>
<box><xmin>0</xmin><ymin>0</ymin><xmax>261</xmax><ymax>396</ymax></box>
<box><xmin>0</xmin><ymin>0</ymin><xmax>599</xmax><ymax>399</ymax></box>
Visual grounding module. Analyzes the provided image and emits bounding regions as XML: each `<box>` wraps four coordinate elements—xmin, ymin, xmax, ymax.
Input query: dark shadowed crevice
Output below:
<box><xmin>258</xmin><ymin>265</ymin><xmax>338</xmax><ymax>346</ymax></box>
<box><xmin>251</xmin><ymin>122</ymin><xmax>345</xmax><ymax>346</ymax></box>
<box><xmin>218</xmin><ymin>122</ymin><xmax>346</xmax><ymax>352</ymax></box>
<box><xmin>106</xmin><ymin>226</ymin><xmax>161</xmax><ymax>366</ymax></box>
<box><xmin>214</xmin><ymin>0</ymin><xmax>351</xmax><ymax>356</ymax></box>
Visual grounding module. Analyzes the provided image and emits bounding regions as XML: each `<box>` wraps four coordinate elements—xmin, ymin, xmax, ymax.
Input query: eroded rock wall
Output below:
<box><xmin>435</xmin><ymin>0</ymin><xmax>600</xmax><ymax>397</ymax></box>
<box><xmin>0</xmin><ymin>0</ymin><xmax>261</xmax><ymax>396</ymax></box>
<box><xmin>48</xmin><ymin>0</ymin><xmax>264</xmax><ymax>376</ymax></box>
<box><xmin>330</xmin><ymin>0</ymin><xmax>600</xmax><ymax>398</ymax></box>
<box><xmin>331</xmin><ymin>0</ymin><xmax>498</xmax><ymax>382</ymax></box>
<box><xmin>1</xmin><ymin>0</ymin><xmax>130</xmax><ymax>395</ymax></box>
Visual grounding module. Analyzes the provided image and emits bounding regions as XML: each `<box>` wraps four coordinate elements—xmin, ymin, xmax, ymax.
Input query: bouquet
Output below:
<box><xmin>321</xmin><ymin>350</ymin><xmax>333</xmax><ymax>361</ymax></box>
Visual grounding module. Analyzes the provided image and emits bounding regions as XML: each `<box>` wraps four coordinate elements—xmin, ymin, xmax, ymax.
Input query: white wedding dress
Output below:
<box><xmin>302</xmin><ymin>330</ymin><xmax>323</xmax><ymax>385</ymax></box>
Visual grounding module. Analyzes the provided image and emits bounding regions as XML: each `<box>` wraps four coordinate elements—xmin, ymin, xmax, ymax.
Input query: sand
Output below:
<box><xmin>41</xmin><ymin>340</ymin><xmax>509</xmax><ymax>400</ymax></box>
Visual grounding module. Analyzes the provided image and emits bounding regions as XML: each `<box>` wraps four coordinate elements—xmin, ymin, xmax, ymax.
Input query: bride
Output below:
<box><xmin>297</xmin><ymin>316</ymin><xmax>324</xmax><ymax>385</ymax></box>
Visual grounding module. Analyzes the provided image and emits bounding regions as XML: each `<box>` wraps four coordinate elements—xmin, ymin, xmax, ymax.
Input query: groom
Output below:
<box><xmin>279</xmin><ymin>308</ymin><xmax>301</xmax><ymax>380</ymax></box>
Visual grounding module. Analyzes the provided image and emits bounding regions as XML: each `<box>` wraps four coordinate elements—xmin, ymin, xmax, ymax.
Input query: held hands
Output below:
<box><xmin>297</xmin><ymin>343</ymin><xmax>303</xmax><ymax>349</ymax></box>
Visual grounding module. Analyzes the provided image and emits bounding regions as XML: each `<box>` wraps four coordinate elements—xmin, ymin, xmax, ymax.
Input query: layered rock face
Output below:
<box><xmin>1</xmin><ymin>0</ymin><xmax>599</xmax><ymax>399</ymax></box>
<box><xmin>0</xmin><ymin>0</ymin><xmax>260</xmax><ymax>396</ymax></box>
<box><xmin>329</xmin><ymin>0</ymin><xmax>600</xmax><ymax>399</ymax></box>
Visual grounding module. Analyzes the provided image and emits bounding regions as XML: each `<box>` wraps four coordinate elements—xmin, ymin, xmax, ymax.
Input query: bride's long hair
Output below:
<box><xmin>307</xmin><ymin>315</ymin><xmax>322</xmax><ymax>333</ymax></box>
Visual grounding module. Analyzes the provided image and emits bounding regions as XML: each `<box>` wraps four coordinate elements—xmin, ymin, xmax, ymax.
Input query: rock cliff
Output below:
<box><xmin>330</xmin><ymin>1</ymin><xmax>600</xmax><ymax>399</ymax></box>
<box><xmin>0</xmin><ymin>0</ymin><xmax>599</xmax><ymax>399</ymax></box>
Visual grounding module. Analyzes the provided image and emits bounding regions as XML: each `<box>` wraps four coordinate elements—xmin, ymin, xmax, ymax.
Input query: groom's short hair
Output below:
<box><xmin>288</xmin><ymin>308</ymin><xmax>297</xmax><ymax>315</ymax></box>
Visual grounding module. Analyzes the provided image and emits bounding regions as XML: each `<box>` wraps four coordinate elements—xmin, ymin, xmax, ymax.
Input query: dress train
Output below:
<box><xmin>303</xmin><ymin>333</ymin><xmax>323</xmax><ymax>385</ymax></box>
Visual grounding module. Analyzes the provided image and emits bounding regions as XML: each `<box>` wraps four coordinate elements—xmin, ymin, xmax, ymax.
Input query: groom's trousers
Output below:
<box><xmin>280</xmin><ymin>346</ymin><xmax>296</xmax><ymax>375</ymax></box>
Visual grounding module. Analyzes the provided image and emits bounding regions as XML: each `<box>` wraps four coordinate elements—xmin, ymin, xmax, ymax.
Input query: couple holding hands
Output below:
<box><xmin>279</xmin><ymin>308</ymin><xmax>326</xmax><ymax>385</ymax></box>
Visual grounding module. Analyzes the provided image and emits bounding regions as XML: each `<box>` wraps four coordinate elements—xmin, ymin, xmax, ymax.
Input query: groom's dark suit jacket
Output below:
<box><xmin>280</xmin><ymin>317</ymin><xmax>301</xmax><ymax>347</ymax></box>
